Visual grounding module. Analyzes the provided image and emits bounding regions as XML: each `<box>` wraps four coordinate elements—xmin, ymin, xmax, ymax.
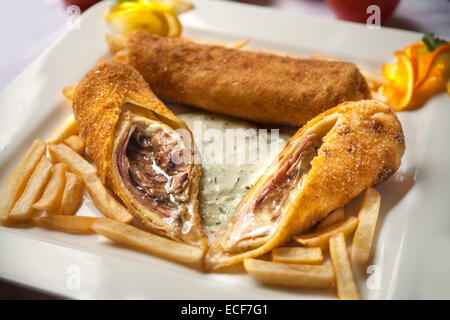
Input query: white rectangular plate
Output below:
<box><xmin>0</xmin><ymin>0</ymin><xmax>449</xmax><ymax>299</ymax></box>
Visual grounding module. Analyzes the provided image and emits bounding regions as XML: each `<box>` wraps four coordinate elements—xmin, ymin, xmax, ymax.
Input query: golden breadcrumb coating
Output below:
<box><xmin>117</xmin><ymin>31</ymin><xmax>371</xmax><ymax>126</ymax></box>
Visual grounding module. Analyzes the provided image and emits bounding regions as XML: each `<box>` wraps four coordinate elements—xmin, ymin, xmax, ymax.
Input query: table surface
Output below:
<box><xmin>0</xmin><ymin>0</ymin><xmax>449</xmax><ymax>299</ymax></box>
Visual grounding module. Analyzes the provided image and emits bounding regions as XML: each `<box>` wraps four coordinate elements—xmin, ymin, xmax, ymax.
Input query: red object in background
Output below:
<box><xmin>325</xmin><ymin>0</ymin><xmax>401</xmax><ymax>23</ymax></box>
<box><xmin>63</xmin><ymin>0</ymin><xmax>101</xmax><ymax>12</ymax></box>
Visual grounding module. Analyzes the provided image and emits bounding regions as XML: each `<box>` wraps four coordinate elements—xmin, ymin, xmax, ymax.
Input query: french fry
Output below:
<box><xmin>370</xmin><ymin>89</ymin><xmax>388</xmax><ymax>103</ymax></box>
<box><xmin>293</xmin><ymin>216</ymin><xmax>359</xmax><ymax>250</ymax></box>
<box><xmin>9</xmin><ymin>157</ymin><xmax>53</xmax><ymax>223</ymax></box>
<box><xmin>106</xmin><ymin>33</ymin><xmax>248</xmax><ymax>54</ymax></box>
<box><xmin>309</xmin><ymin>54</ymin><xmax>335</xmax><ymax>61</ymax></box>
<box><xmin>359</xmin><ymin>68</ymin><xmax>386</xmax><ymax>90</ymax></box>
<box><xmin>316</xmin><ymin>208</ymin><xmax>345</xmax><ymax>230</ymax></box>
<box><xmin>33</xmin><ymin>163</ymin><xmax>66</xmax><ymax>211</ymax></box>
<box><xmin>221</xmin><ymin>38</ymin><xmax>250</xmax><ymax>49</ymax></box>
<box><xmin>106</xmin><ymin>33</ymin><xmax>126</xmax><ymax>53</ymax></box>
<box><xmin>48</xmin><ymin>143</ymin><xmax>97</xmax><ymax>177</ymax></box>
<box><xmin>48</xmin><ymin>143</ymin><xmax>130</xmax><ymax>222</ymax></box>
<box><xmin>184</xmin><ymin>38</ymin><xmax>250</xmax><ymax>49</ymax></box>
<box><xmin>59</xmin><ymin>171</ymin><xmax>84</xmax><ymax>216</ymax></box>
<box><xmin>91</xmin><ymin>218</ymin><xmax>204</xmax><ymax>264</ymax></box>
<box><xmin>0</xmin><ymin>139</ymin><xmax>46</xmax><ymax>224</ymax></box>
<box><xmin>63</xmin><ymin>135</ymin><xmax>85</xmax><ymax>155</ymax></box>
<box><xmin>264</xmin><ymin>49</ymin><xmax>298</xmax><ymax>59</ymax></box>
<box><xmin>62</xmin><ymin>84</ymin><xmax>77</xmax><ymax>100</ymax></box>
<box><xmin>329</xmin><ymin>233</ymin><xmax>360</xmax><ymax>300</ymax></box>
<box><xmin>243</xmin><ymin>258</ymin><xmax>334</xmax><ymax>288</ymax></box>
<box><xmin>84</xmin><ymin>175</ymin><xmax>133</xmax><ymax>223</ymax></box>
<box><xmin>351</xmin><ymin>188</ymin><xmax>381</xmax><ymax>264</ymax></box>
<box><xmin>46</xmin><ymin>114</ymin><xmax>78</xmax><ymax>144</ymax></box>
<box><xmin>271</xmin><ymin>247</ymin><xmax>323</xmax><ymax>265</ymax></box>
<box><xmin>33</xmin><ymin>215</ymin><xmax>96</xmax><ymax>233</ymax></box>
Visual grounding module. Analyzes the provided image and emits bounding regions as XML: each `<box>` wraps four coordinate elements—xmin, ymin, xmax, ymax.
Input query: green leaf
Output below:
<box><xmin>422</xmin><ymin>33</ymin><xmax>448</xmax><ymax>52</ymax></box>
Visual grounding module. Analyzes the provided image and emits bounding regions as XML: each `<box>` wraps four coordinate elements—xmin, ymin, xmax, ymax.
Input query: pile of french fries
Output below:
<box><xmin>0</xmin><ymin>39</ymin><xmax>385</xmax><ymax>299</ymax></box>
<box><xmin>244</xmin><ymin>188</ymin><xmax>381</xmax><ymax>300</ymax></box>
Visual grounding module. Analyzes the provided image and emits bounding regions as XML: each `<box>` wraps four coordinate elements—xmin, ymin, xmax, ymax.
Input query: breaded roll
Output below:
<box><xmin>72</xmin><ymin>60</ymin><xmax>206</xmax><ymax>249</ymax></box>
<box><xmin>112</xmin><ymin>31</ymin><xmax>371</xmax><ymax>126</ymax></box>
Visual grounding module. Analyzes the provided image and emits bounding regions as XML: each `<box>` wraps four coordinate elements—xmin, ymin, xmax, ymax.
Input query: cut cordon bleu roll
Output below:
<box><xmin>205</xmin><ymin>100</ymin><xmax>405</xmax><ymax>270</ymax></box>
<box><xmin>71</xmin><ymin>60</ymin><xmax>207</xmax><ymax>249</ymax></box>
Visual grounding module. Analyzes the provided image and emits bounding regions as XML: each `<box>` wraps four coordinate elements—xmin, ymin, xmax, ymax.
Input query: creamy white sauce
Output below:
<box><xmin>178</xmin><ymin>112</ymin><xmax>294</xmax><ymax>228</ymax></box>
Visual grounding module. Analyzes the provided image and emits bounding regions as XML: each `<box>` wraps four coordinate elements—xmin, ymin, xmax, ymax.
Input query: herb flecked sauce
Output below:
<box><xmin>178</xmin><ymin>112</ymin><xmax>293</xmax><ymax>229</ymax></box>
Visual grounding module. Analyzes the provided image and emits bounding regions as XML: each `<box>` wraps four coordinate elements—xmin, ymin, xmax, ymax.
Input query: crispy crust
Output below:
<box><xmin>72</xmin><ymin>60</ymin><xmax>206</xmax><ymax>248</ymax></box>
<box><xmin>72</xmin><ymin>60</ymin><xmax>183</xmax><ymax>183</ymax></box>
<box><xmin>117</xmin><ymin>31</ymin><xmax>371</xmax><ymax>126</ymax></box>
<box><xmin>204</xmin><ymin>100</ymin><xmax>405</xmax><ymax>270</ymax></box>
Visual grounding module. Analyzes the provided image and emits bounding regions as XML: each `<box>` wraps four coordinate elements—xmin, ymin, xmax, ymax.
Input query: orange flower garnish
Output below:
<box><xmin>382</xmin><ymin>51</ymin><xmax>415</xmax><ymax>110</ymax></box>
<box><xmin>381</xmin><ymin>35</ymin><xmax>450</xmax><ymax>111</ymax></box>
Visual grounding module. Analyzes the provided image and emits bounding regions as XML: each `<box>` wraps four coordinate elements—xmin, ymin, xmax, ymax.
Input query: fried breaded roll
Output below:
<box><xmin>110</xmin><ymin>31</ymin><xmax>371</xmax><ymax>126</ymax></box>
<box><xmin>205</xmin><ymin>100</ymin><xmax>405</xmax><ymax>270</ymax></box>
<box><xmin>72</xmin><ymin>60</ymin><xmax>206</xmax><ymax>248</ymax></box>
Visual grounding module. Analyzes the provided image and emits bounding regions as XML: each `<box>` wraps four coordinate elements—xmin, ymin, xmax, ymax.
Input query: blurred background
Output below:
<box><xmin>0</xmin><ymin>0</ymin><xmax>449</xmax><ymax>299</ymax></box>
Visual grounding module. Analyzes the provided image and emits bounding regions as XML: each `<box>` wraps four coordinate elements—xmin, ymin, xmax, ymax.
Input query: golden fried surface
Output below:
<box><xmin>72</xmin><ymin>60</ymin><xmax>182</xmax><ymax>183</ymax></box>
<box><xmin>205</xmin><ymin>100</ymin><xmax>405</xmax><ymax>270</ymax></box>
<box><xmin>119</xmin><ymin>31</ymin><xmax>371</xmax><ymax>126</ymax></box>
<box><xmin>72</xmin><ymin>60</ymin><xmax>207</xmax><ymax>249</ymax></box>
